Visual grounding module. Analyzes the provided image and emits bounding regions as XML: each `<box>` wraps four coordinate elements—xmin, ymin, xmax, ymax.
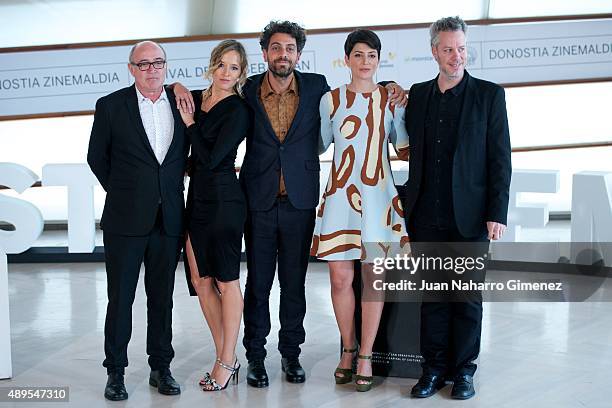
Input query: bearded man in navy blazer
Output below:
<box><xmin>238</xmin><ymin>21</ymin><xmax>329</xmax><ymax>387</ymax></box>
<box><xmin>87</xmin><ymin>41</ymin><xmax>188</xmax><ymax>401</ymax></box>
<box><xmin>400</xmin><ymin>17</ymin><xmax>511</xmax><ymax>400</ymax></box>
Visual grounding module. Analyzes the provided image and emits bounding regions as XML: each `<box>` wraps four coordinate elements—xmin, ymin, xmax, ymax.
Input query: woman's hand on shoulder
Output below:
<box><xmin>172</xmin><ymin>82</ymin><xmax>195</xmax><ymax>114</ymax></box>
<box><xmin>385</xmin><ymin>83</ymin><xmax>408</xmax><ymax>108</ymax></box>
<box><xmin>179</xmin><ymin>104</ymin><xmax>195</xmax><ymax>127</ymax></box>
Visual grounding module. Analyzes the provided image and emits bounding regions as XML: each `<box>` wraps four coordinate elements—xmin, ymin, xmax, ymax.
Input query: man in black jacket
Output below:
<box><xmin>400</xmin><ymin>17</ymin><xmax>511</xmax><ymax>400</ymax></box>
<box><xmin>87</xmin><ymin>41</ymin><xmax>188</xmax><ymax>401</ymax></box>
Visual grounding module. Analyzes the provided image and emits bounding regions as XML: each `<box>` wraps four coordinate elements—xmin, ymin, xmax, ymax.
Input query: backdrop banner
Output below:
<box><xmin>1</xmin><ymin>18</ymin><xmax>611</xmax><ymax>118</ymax></box>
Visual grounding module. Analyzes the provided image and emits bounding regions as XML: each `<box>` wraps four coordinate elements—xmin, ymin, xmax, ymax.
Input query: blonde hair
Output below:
<box><xmin>203</xmin><ymin>39</ymin><xmax>248</xmax><ymax>98</ymax></box>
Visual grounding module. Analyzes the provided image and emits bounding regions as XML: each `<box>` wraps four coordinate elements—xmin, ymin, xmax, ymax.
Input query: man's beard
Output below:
<box><xmin>441</xmin><ymin>63</ymin><xmax>464</xmax><ymax>80</ymax></box>
<box><xmin>268</xmin><ymin>59</ymin><xmax>296</xmax><ymax>78</ymax></box>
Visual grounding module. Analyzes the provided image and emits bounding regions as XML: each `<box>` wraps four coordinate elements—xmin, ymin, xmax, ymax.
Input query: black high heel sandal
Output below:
<box><xmin>202</xmin><ymin>358</ymin><xmax>240</xmax><ymax>391</ymax></box>
<box><xmin>199</xmin><ymin>356</ymin><xmax>237</xmax><ymax>386</ymax></box>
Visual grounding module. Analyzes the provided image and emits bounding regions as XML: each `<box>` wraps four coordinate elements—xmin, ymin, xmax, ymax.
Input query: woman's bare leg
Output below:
<box><xmin>203</xmin><ymin>279</ymin><xmax>243</xmax><ymax>389</ymax></box>
<box><xmin>357</xmin><ymin>262</ymin><xmax>384</xmax><ymax>383</ymax></box>
<box><xmin>329</xmin><ymin>260</ymin><xmax>357</xmax><ymax>379</ymax></box>
<box><xmin>186</xmin><ymin>235</ymin><xmax>223</xmax><ymax>369</ymax></box>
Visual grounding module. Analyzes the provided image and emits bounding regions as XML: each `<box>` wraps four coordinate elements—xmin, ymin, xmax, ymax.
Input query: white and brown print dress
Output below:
<box><xmin>311</xmin><ymin>84</ymin><xmax>409</xmax><ymax>261</ymax></box>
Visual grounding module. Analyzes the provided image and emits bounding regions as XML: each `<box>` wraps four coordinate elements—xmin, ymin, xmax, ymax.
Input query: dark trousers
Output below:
<box><xmin>102</xmin><ymin>208</ymin><xmax>181</xmax><ymax>374</ymax></box>
<box><xmin>409</xmin><ymin>221</ymin><xmax>489</xmax><ymax>377</ymax></box>
<box><xmin>243</xmin><ymin>197</ymin><xmax>315</xmax><ymax>361</ymax></box>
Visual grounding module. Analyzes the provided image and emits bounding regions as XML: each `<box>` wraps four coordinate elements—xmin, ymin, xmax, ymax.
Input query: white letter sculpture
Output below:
<box><xmin>0</xmin><ymin>162</ymin><xmax>44</xmax><ymax>378</ymax></box>
<box><xmin>42</xmin><ymin>164</ymin><xmax>98</xmax><ymax>253</ymax></box>
<box><xmin>571</xmin><ymin>171</ymin><xmax>612</xmax><ymax>266</ymax></box>
<box><xmin>491</xmin><ymin>169</ymin><xmax>560</xmax><ymax>262</ymax></box>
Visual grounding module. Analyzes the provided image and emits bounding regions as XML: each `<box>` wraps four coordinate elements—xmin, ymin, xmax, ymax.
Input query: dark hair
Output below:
<box><xmin>344</xmin><ymin>29</ymin><xmax>381</xmax><ymax>58</ymax></box>
<box><xmin>430</xmin><ymin>16</ymin><xmax>467</xmax><ymax>47</ymax></box>
<box><xmin>259</xmin><ymin>20</ymin><xmax>307</xmax><ymax>53</ymax></box>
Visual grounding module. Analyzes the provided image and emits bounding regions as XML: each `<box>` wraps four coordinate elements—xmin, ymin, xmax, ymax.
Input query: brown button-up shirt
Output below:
<box><xmin>259</xmin><ymin>72</ymin><xmax>299</xmax><ymax>196</ymax></box>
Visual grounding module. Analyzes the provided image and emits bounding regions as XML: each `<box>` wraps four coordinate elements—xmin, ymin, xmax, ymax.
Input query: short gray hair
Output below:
<box><xmin>128</xmin><ymin>40</ymin><xmax>167</xmax><ymax>63</ymax></box>
<box><xmin>429</xmin><ymin>16</ymin><xmax>467</xmax><ymax>47</ymax></box>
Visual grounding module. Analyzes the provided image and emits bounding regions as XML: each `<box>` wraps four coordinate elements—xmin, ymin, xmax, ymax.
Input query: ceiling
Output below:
<box><xmin>1</xmin><ymin>0</ymin><xmax>611</xmax><ymax>48</ymax></box>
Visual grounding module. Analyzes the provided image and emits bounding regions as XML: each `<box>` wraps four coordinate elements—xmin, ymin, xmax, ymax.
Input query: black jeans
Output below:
<box><xmin>243</xmin><ymin>197</ymin><xmax>315</xmax><ymax>361</ymax></box>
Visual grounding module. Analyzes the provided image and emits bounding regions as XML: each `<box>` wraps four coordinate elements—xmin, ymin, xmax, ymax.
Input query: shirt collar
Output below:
<box><xmin>434</xmin><ymin>71</ymin><xmax>469</xmax><ymax>96</ymax></box>
<box><xmin>135</xmin><ymin>85</ymin><xmax>168</xmax><ymax>103</ymax></box>
<box><xmin>260</xmin><ymin>71</ymin><xmax>298</xmax><ymax>99</ymax></box>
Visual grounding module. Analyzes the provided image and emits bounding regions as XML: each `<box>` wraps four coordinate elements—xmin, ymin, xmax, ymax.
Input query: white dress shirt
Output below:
<box><xmin>135</xmin><ymin>86</ymin><xmax>174</xmax><ymax>164</ymax></box>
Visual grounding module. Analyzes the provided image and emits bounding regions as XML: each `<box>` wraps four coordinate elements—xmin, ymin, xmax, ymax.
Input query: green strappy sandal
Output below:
<box><xmin>334</xmin><ymin>346</ymin><xmax>358</xmax><ymax>384</ymax></box>
<box><xmin>355</xmin><ymin>354</ymin><xmax>373</xmax><ymax>392</ymax></box>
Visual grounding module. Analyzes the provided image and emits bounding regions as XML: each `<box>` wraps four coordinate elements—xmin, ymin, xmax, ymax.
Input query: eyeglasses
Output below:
<box><xmin>131</xmin><ymin>60</ymin><xmax>166</xmax><ymax>71</ymax></box>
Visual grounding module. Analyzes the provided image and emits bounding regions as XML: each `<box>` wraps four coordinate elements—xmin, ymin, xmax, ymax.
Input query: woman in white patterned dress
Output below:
<box><xmin>311</xmin><ymin>29</ymin><xmax>409</xmax><ymax>392</ymax></box>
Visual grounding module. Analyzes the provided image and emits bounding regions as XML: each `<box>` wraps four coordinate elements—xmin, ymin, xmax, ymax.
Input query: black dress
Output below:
<box><xmin>184</xmin><ymin>91</ymin><xmax>250</xmax><ymax>288</ymax></box>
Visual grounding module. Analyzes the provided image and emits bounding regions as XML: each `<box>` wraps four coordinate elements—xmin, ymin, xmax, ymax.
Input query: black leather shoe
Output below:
<box><xmin>281</xmin><ymin>357</ymin><xmax>306</xmax><ymax>383</ymax></box>
<box><xmin>410</xmin><ymin>374</ymin><xmax>446</xmax><ymax>398</ymax></box>
<box><xmin>104</xmin><ymin>372</ymin><xmax>128</xmax><ymax>401</ymax></box>
<box><xmin>451</xmin><ymin>374</ymin><xmax>475</xmax><ymax>400</ymax></box>
<box><xmin>149</xmin><ymin>369</ymin><xmax>181</xmax><ymax>395</ymax></box>
<box><xmin>246</xmin><ymin>360</ymin><xmax>269</xmax><ymax>388</ymax></box>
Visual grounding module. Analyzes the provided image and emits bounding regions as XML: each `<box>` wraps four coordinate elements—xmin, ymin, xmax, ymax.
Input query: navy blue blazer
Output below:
<box><xmin>240</xmin><ymin>70</ymin><xmax>330</xmax><ymax>211</ymax></box>
<box><xmin>400</xmin><ymin>72</ymin><xmax>512</xmax><ymax>238</ymax></box>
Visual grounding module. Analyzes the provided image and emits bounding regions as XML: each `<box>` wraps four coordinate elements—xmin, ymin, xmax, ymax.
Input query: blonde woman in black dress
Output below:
<box><xmin>178</xmin><ymin>40</ymin><xmax>250</xmax><ymax>392</ymax></box>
